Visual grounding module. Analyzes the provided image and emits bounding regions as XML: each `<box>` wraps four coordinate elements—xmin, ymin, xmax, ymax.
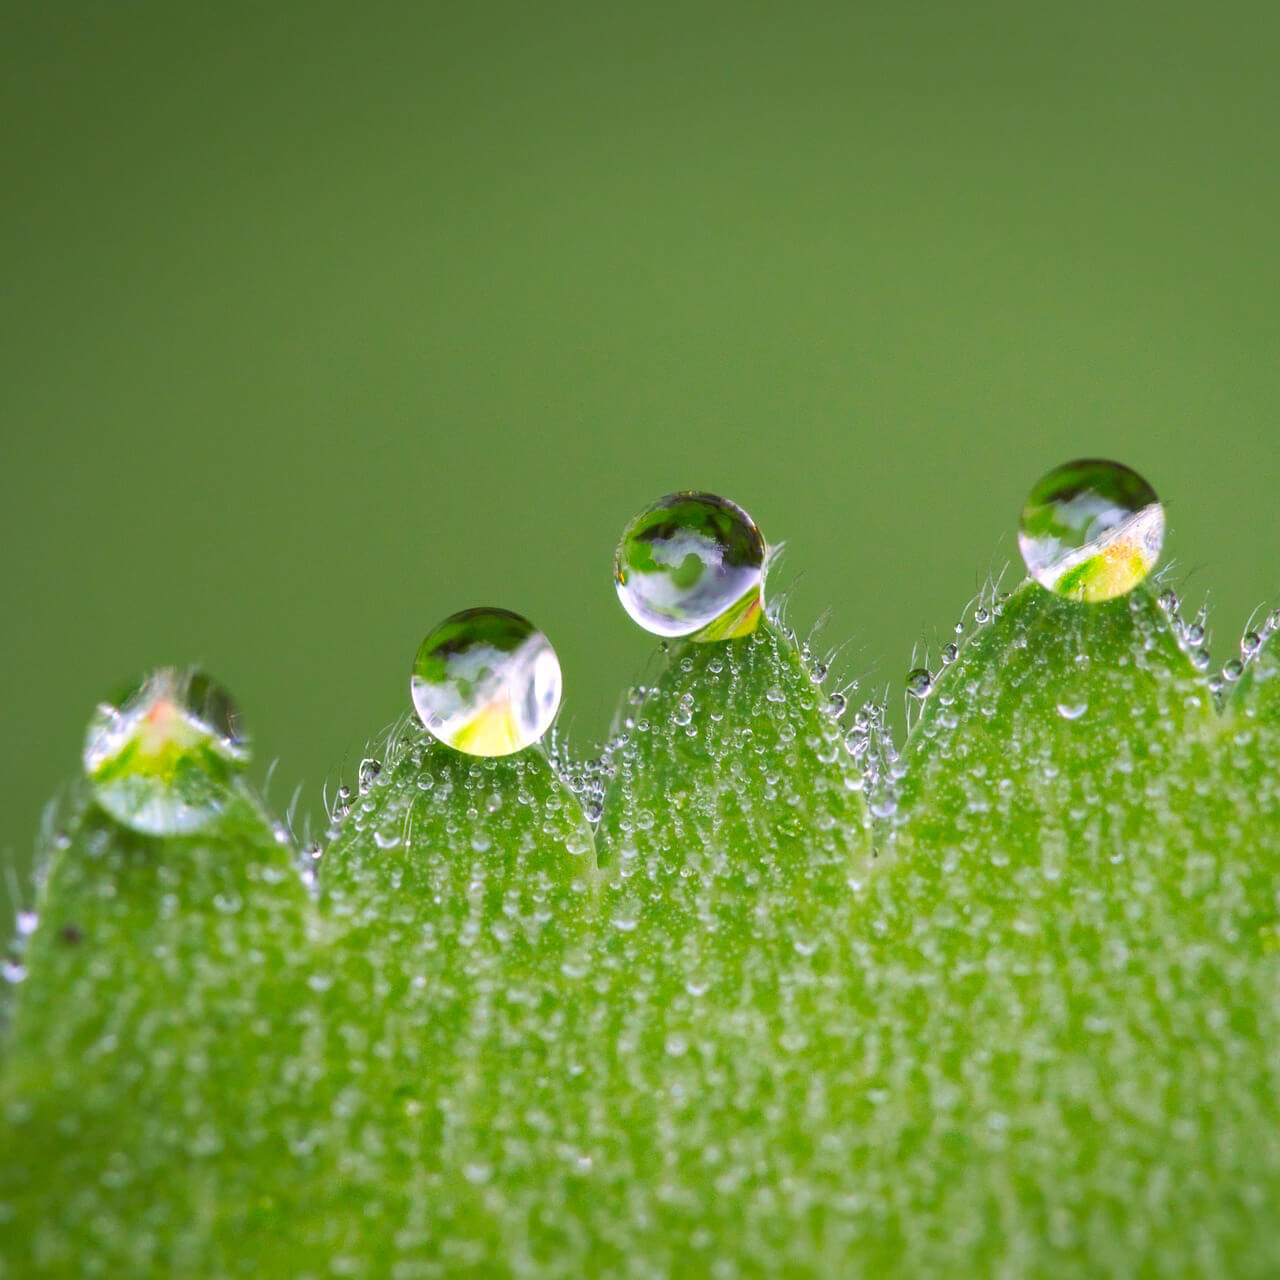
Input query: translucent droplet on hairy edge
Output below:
<box><xmin>410</xmin><ymin>608</ymin><xmax>561</xmax><ymax>757</ymax></box>
<box><xmin>614</xmin><ymin>491</ymin><xmax>765</xmax><ymax>641</ymax></box>
<box><xmin>905</xmin><ymin>668</ymin><xmax>933</xmax><ymax>700</ymax></box>
<box><xmin>1018</xmin><ymin>459</ymin><xmax>1163</xmax><ymax>602</ymax></box>
<box><xmin>82</xmin><ymin>668</ymin><xmax>250</xmax><ymax>835</ymax></box>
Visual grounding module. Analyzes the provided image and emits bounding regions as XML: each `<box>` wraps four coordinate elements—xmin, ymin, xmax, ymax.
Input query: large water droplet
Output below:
<box><xmin>410</xmin><ymin>608</ymin><xmax>561</xmax><ymax>757</ymax></box>
<box><xmin>614</xmin><ymin>491</ymin><xmax>765</xmax><ymax>640</ymax></box>
<box><xmin>1018</xmin><ymin>459</ymin><xmax>1164</xmax><ymax>602</ymax></box>
<box><xmin>82</xmin><ymin>668</ymin><xmax>250</xmax><ymax>835</ymax></box>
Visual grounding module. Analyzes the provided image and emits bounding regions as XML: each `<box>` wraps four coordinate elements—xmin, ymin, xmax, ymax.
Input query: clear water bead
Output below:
<box><xmin>614</xmin><ymin>491</ymin><xmax>766</xmax><ymax>640</ymax></box>
<box><xmin>82</xmin><ymin>668</ymin><xmax>250</xmax><ymax>835</ymax></box>
<box><xmin>905</xmin><ymin>668</ymin><xmax>933</xmax><ymax>699</ymax></box>
<box><xmin>1018</xmin><ymin>459</ymin><xmax>1164</xmax><ymax>602</ymax></box>
<box><xmin>410</xmin><ymin>608</ymin><xmax>561</xmax><ymax>757</ymax></box>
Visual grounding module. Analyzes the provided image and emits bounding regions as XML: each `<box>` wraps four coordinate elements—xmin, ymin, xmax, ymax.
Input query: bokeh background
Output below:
<box><xmin>3</xmin><ymin>2</ymin><xmax>1279</xmax><ymax>928</ymax></box>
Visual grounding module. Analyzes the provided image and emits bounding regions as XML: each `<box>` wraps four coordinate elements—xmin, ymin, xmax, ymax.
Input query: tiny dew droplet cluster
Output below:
<box><xmin>80</xmin><ymin>465</ymin><xmax>1182</xmax><ymax>834</ymax></box>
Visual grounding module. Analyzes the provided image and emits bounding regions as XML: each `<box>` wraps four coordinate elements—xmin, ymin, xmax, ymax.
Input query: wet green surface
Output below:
<box><xmin>4</xmin><ymin>1</ymin><xmax>1280</xmax><ymax>924</ymax></box>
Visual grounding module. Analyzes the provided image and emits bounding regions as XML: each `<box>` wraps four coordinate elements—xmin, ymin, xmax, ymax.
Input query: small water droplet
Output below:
<box><xmin>611</xmin><ymin>899</ymin><xmax>640</xmax><ymax>932</ymax></box>
<box><xmin>1055</xmin><ymin>698</ymin><xmax>1089</xmax><ymax>720</ymax></box>
<box><xmin>941</xmin><ymin>643</ymin><xmax>958</xmax><ymax>665</ymax></box>
<box><xmin>1223</xmin><ymin>659</ymin><xmax>1244</xmax><ymax>682</ymax></box>
<box><xmin>333</xmin><ymin>785</ymin><xmax>352</xmax><ymax>819</ymax></box>
<box><xmin>1018</xmin><ymin>459</ymin><xmax>1163</xmax><ymax>602</ymax></box>
<box><xmin>1158</xmin><ymin>588</ymin><xmax>1179</xmax><ymax>612</ymax></box>
<box><xmin>614</xmin><ymin>492</ymin><xmax>765</xmax><ymax>640</ymax></box>
<box><xmin>868</xmin><ymin>786</ymin><xmax>898</xmax><ymax>819</ymax></box>
<box><xmin>1242</xmin><ymin>632</ymin><xmax>1262</xmax><ymax>656</ymax></box>
<box><xmin>357</xmin><ymin>758</ymin><xmax>382</xmax><ymax>793</ymax></box>
<box><xmin>81</xmin><ymin>668</ymin><xmax>250</xmax><ymax>835</ymax></box>
<box><xmin>905</xmin><ymin>668</ymin><xmax>933</xmax><ymax>699</ymax></box>
<box><xmin>410</xmin><ymin>608</ymin><xmax>561</xmax><ymax>757</ymax></box>
<box><xmin>15</xmin><ymin>911</ymin><xmax>38</xmax><ymax>938</ymax></box>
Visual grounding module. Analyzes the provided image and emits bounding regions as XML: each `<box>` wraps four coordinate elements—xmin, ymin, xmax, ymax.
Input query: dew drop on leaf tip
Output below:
<box><xmin>614</xmin><ymin>491</ymin><xmax>766</xmax><ymax>641</ymax></box>
<box><xmin>410</xmin><ymin>607</ymin><xmax>561</xmax><ymax>757</ymax></box>
<box><xmin>1018</xmin><ymin>459</ymin><xmax>1164</xmax><ymax>603</ymax></box>
<box><xmin>81</xmin><ymin>667</ymin><xmax>250</xmax><ymax>836</ymax></box>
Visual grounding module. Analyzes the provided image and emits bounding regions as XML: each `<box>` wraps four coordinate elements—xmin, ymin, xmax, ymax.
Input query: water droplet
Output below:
<box><xmin>410</xmin><ymin>608</ymin><xmax>561</xmax><ymax>757</ymax></box>
<box><xmin>1055</xmin><ymin>698</ymin><xmax>1089</xmax><ymax>720</ymax></box>
<box><xmin>357</xmin><ymin>758</ymin><xmax>382</xmax><ymax>793</ymax></box>
<box><xmin>15</xmin><ymin>912</ymin><xmax>37</xmax><ymax>938</ymax></box>
<box><xmin>868</xmin><ymin>786</ymin><xmax>898</xmax><ymax>819</ymax></box>
<box><xmin>333</xmin><ymin>785</ymin><xmax>352</xmax><ymax>818</ymax></box>
<box><xmin>665</xmin><ymin>1032</ymin><xmax>690</xmax><ymax>1057</ymax></box>
<box><xmin>1018</xmin><ymin>459</ymin><xmax>1164</xmax><ymax>602</ymax></box>
<box><xmin>941</xmin><ymin>643</ymin><xmax>959</xmax><ymax>665</ymax></box>
<box><xmin>1223</xmin><ymin>659</ymin><xmax>1244</xmax><ymax>682</ymax></box>
<box><xmin>614</xmin><ymin>491</ymin><xmax>765</xmax><ymax>640</ymax></box>
<box><xmin>82</xmin><ymin>668</ymin><xmax>250</xmax><ymax>835</ymax></box>
<box><xmin>905</xmin><ymin>668</ymin><xmax>933</xmax><ymax>699</ymax></box>
<box><xmin>1158</xmin><ymin>588</ymin><xmax>1179</xmax><ymax>613</ymax></box>
<box><xmin>611</xmin><ymin>898</ymin><xmax>640</xmax><ymax>932</ymax></box>
<box><xmin>1242</xmin><ymin>632</ymin><xmax>1262</xmax><ymax>656</ymax></box>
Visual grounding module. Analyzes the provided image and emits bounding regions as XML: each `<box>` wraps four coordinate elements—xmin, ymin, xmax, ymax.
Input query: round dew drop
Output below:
<box><xmin>905</xmin><ymin>668</ymin><xmax>933</xmax><ymax>699</ymax></box>
<box><xmin>82</xmin><ymin>668</ymin><xmax>250</xmax><ymax>836</ymax></box>
<box><xmin>1018</xmin><ymin>459</ymin><xmax>1164</xmax><ymax>603</ymax></box>
<box><xmin>614</xmin><ymin>491</ymin><xmax>766</xmax><ymax>640</ymax></box>
<box><xmin>410</xmin><ymin>608</ymin><xmax>561</xmax><ymax>757</ymax></box>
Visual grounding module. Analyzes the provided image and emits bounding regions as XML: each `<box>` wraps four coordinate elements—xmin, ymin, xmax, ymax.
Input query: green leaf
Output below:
<box><xmin>4</xmin><ymin>589</ymin><xmax>1280</xmax><ymax>1274</ymax></box>
<box><xmin>0</xmin><ymin>784</ymin><xmax>323</xmax><ymax>1275</ymax></box>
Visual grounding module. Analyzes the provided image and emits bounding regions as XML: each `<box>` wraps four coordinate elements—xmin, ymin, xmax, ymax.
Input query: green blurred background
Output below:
<box><xmin>3</xmin><ymin>2</ymin><xmax>1278</xmax><ymax>926</ymax></box>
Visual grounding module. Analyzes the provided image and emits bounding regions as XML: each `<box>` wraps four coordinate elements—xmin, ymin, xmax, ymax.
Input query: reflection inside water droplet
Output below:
<box><xmin>410</xmin><ymin>608</ymin><xmax>561</xmax><ymax>757</ymax></box>
<box><xmin>82</xmin><ymin>668</ymin><xmax>250</xmax><ymax>835</ymax></box>
<box><xmin>614</xmin><ymin>491</ymin><xmax>766</xmax><ymax>641</ymax></box>
<box><xmin>1018</xmin><ymin>459</ymin><xmax>1164</xmax><ymax>602</ymax></box>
